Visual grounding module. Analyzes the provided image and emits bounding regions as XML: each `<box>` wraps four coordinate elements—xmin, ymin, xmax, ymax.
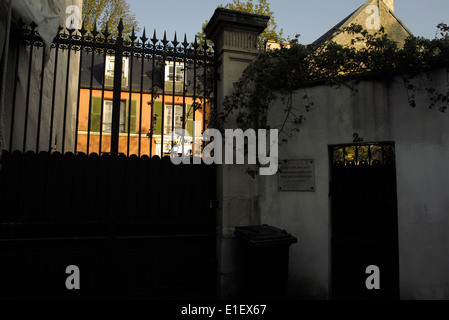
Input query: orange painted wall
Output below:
<box><xmin>76</xmin><ymin>89</ymin><xmax>208</xmax><ymax>157</ymax></box>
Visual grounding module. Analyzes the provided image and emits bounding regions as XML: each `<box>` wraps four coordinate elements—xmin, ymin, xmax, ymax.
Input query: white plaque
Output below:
<box><xmin>278</xmin><ymin>160</ymin><xmax>315</xmax><ymax>192</ymax></box>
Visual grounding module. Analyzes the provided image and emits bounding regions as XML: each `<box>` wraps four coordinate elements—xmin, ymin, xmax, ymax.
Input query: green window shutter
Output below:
<box><xmin>153</xmin><ymin>101</ymin><xmax>163</xmax><ymax>135</ymax></box>
<box><xmin>130</xmin><ymin>100</ymin><xmax>137</xmax><ymax>133</ymax></box>
<box><xmin>91</xmin><ymin>97</ymin><xmax>102</xmax><ymax>132</ymax></box>
<box><xmin>186</xmin><ymin>103</ymin><xmax>194</xmax><ymax>136</ymax></box>
<box><xmin>126</xmin><ymin>99</ymin><xmax>137</xmax><ymax>133</ymax></box>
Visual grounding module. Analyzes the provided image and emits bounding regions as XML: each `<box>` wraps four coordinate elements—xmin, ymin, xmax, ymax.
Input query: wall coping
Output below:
<box><xmin>205</xmin><ymin>8</ymin><xmax>269</xmax><ymax>42</ymax></box>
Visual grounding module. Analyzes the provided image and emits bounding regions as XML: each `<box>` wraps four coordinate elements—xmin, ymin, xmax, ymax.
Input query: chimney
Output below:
<box><xmin>383</xmin><ymin>0</ymin><xmax>394</xmax><ymax>12</ymax></box>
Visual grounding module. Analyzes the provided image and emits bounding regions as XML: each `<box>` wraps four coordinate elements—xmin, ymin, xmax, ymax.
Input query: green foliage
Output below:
<box><xmin>82</xmin><ymin>0</ymin><xmax>140</xmax><ymax>37</ymax></box>
<box><xmin>210</xmin><ymin>24</ymin><xmax>449</xmax><ymax>142</ymax></box>
<box><xmin>223</xmin><ymin>0</ymin><xmax>284</xmax><ymax>45</ymax></box>
<box><xmin>197</xmin><ymin>0</ymin><xmax>284</xmax><ymax>48</ymax></box>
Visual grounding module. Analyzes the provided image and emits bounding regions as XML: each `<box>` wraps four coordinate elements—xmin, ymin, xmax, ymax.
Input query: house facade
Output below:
<box><xmin>77</xmin><ymin>52</ymin><xmax>211</xmax><ymax>157</ymax></box>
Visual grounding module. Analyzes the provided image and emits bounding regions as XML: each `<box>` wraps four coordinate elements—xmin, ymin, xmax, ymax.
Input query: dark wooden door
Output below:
<box><xmin>330</xmin><ymin>143</ymin><xmax>399</xmax><ymax>300</ymax></box>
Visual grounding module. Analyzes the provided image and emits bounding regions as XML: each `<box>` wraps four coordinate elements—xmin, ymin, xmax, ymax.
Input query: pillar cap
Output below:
<box><xmin>205</xmin><ymin>8</ymin><xmax>269</xmax><ymax>42</ymax></box>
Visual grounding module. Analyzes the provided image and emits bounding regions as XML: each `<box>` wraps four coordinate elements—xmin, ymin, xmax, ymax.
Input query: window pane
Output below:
<box><xmin>332</xmin><ymin>147</ymin><xmax>344</xmax><ymax>164</ymax></box>
<box><xmin>384</xmin><ymin>145</ymin><xmax>395</xmax><ymax>164</ymax></box>
<box><xmin>175</xmin><ymin>106</ymin><xmax>183</xmax><ymax>129</ymax></box>
<box><xmin>103</xmin><ymin>101</ymin><xmax>127</xmax><ymax>133</ymax></box>
<box><xmin>106</xmin><ymin>58</ymin><xmax>115</xmax><ymax>77</ymax></box>
<box><xmin>103</xmin><ymin>101</ymin><xmax>113</xmax><ymax>132</ymax></box>
<box><xmin>165</xmin><ymin>62</ymin><xmax>185</xmax><ymax>82</ymax></box>
<box><xmin>344</xmin><ymin>146</ymin><xmax>357</xmax><ymax>164</ymax></box>
<box><xmin>357</xmin><ymin>145</ymin><xmax>370</xmax><ymax>164</ymax></box>
<box><xmin>105</xmin><ymin>56</ymin><xmax>129</xmax><ymax>81</ymax></box>
<box><xmin>176</xmin><ymin>65</ymin><xmax>183</xmax><ymax>82</ymax></box>
<box><xmin>164</xmin><ymin>105</ymin><xmax>186</xmax><ymax>135</ymax></box>
<box><xmin>370</xmin><ymin>145</ymin><xmax>383</xmax><ymax>164</ymax></box>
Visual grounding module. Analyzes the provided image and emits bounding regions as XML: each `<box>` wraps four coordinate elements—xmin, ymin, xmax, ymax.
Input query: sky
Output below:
<box><xmin>126</xmin><ymin>0</ymin><xmax>449</xmax><ymax>45</ymax></box>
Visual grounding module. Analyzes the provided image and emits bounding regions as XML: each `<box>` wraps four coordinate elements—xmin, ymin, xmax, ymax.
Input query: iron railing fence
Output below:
<box><xmin>3</xmin><ymin>19</ymin><xmax>215</xmax><ymax>158</ymax></box>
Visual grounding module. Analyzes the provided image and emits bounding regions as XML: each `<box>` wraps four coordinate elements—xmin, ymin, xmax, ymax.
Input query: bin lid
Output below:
<box><xmin>235</xmin><ymin>225</ymin><xmax>297</xmax><ymax>247</ymax></box>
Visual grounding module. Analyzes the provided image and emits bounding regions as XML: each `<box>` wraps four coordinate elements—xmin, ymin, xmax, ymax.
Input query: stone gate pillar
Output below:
<box><xmin>205</xmin><ymin>8</ymin><xmax>269</xmax><ymax>299</ymax></box>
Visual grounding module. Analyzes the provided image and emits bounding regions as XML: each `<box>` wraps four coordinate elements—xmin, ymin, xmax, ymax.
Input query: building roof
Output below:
<box><xmin>79</xmin><ymin>51</ymin><xmax>210</xmax><ymax>96</ymax></box>
<box><xmin>311</xmin><ymin>7</ymin><xmax>361</xmax><ymax>48</ymax></box>
<box><xmin>310</xmin><ymin>0</ymin><xmax>413</xmax><ymax>49</ymax></box>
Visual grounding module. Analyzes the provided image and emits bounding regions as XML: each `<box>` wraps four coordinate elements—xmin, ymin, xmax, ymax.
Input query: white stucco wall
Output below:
<box><xmin>259</xmin><ymin>68</ymin><xmax>449</xmax><ymax>299</ymax></box>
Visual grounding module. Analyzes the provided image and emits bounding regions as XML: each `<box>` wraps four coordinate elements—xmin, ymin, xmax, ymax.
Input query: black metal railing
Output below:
<box><xmin>330</xmin><ymin>142</ymin><xmax>396</xmax><ymax>166</ymax></box>
<box><xmin>3</xmin><ymin>19</ymin><xmax>215</xmax><ymax>158</ymax></box>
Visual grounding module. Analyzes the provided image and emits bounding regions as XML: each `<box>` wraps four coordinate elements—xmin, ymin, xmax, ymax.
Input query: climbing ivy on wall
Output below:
<box><xmin>210</xmin><ymin>23</ymin><xmax>449</xmax><ymax>142</ymax></box>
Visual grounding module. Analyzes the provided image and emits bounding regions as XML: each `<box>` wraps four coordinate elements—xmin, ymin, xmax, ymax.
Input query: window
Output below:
<box><xmin>164</xmin><ymin>105</ymin><xmax>184</xmax><ymax>135</ymax></box>
<box><xmin>151</xmin><ymin>102</ymin><xmax>197</xmax><ymax>156</ymax></box>
<box><xmin>105</xmin><ymin>56</ymin><xmax>129</xmax><ymax>86</ymax></box>
<box><xmin>90</xmin><ymin>97</ymin><xmax>137</xmax><ymax>134</ymax></box>
<box><xmin>103</xmin><ymin>100</ymin><xmax>126</xmax><ymax>133</ymax></box>
<box><xmin>165</xmin><ymin>61</ymin><xmax>185</xmax><ymax>82</ymax></box>
<box><xmin>105</xmin><ymin>57</ymin><xmax>115</xmax><ymax>77</ymax></box>
<box><xmin>152</xmin><ymin>101</ymin><xmax>194</xmax><ymax>138</ymax></box>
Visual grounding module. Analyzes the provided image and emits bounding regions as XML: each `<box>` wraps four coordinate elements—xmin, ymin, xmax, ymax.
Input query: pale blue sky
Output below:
<box><xmin>126</xmin><ymin>0</ymin><xmax>449</xmax><ymax>44</ymax></box>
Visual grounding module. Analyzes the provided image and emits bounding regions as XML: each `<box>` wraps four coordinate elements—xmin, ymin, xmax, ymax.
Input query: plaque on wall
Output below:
<box><xmin>278</xmin><ymin>160</ymin><xmax>315</xmax><ymax>192</ymax></box>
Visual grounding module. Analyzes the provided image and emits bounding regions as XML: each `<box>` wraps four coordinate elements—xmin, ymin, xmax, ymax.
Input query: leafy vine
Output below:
<box><xmin>210</xmin><ymin>23</ymin><xmax>449</xmax><ymax>141</ymax></box>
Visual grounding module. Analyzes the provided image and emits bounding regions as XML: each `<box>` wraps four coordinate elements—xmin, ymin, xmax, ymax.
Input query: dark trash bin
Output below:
<box><xmin>235</xmin><ymin>225</ymin><xmax>297</xmax><ymax>299</ymax></box>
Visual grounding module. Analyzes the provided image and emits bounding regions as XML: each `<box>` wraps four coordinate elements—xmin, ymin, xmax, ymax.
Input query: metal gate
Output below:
<box><xmin>329</xmin><ymin>142</ymin><xmax>399</xmax><ymax>300</ymax></box>
<box><xmin>0</xmin><ymin>19</ymin><xmax>217</xmax><ymax>299</ymax></box>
